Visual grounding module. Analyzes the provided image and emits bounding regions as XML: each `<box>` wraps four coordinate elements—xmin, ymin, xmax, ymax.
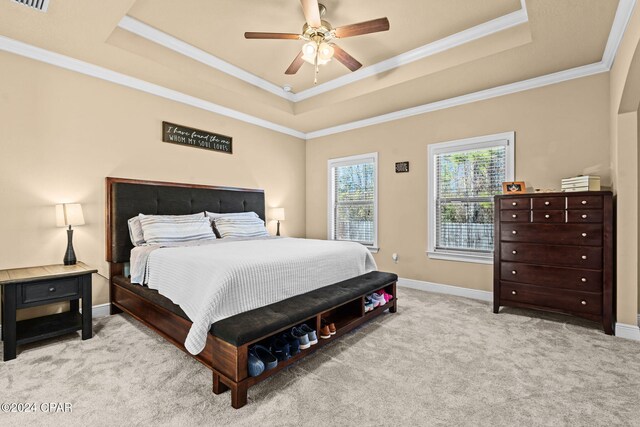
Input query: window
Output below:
<box><xmin>427</xmin><ymin>132</ymin><xmax>514</xmax><ymax>263</ymax></box>
<box><xmin>328</xmin><ymin>153</ymin><xmax>378</xmax><ymax>251</ymax></box>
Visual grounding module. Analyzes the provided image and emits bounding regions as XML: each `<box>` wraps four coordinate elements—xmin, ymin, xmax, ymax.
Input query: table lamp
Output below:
<box><xmin>270</xmin><ymin>208</ymin><xmax>285</xmax><ymax>236</ymax></box>
<box><xmin>55</xmin><ymin>203</ymin><xmax>85</xmax><ymax>265</ymax></box>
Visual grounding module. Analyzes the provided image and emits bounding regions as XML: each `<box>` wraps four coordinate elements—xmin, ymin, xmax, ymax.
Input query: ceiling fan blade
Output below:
<box><xmin>332</xmin><ymin>44</ymin><xmax>362</xmax><ymax>72</ymax></box>
<box><xmin>300</xmin><ymin>0</ymin><xmax>321</xmax><ymax>27</ymax></box>
<box><xmin>334</xmin><ymin>17</ymin><xmax>390</xmax><ymax>38</ymax></box>
<box><xmin>244</xmin><ymin>32</ymin><xmax>301</xmax><ymax>40</ymax></box>
<box><xmin>285</xmin><ymin>51</ymin><xmax>306</xmax><ymax>75</ymax></box>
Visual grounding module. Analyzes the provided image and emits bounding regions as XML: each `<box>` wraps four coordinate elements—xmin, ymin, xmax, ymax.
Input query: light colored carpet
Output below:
<box><xmin>1</xmin><ymin>288</ymin><xmax>640</xmax><ymax>426</ymax></box>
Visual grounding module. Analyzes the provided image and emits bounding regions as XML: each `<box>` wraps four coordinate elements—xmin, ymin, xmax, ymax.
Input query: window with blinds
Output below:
<box><xmin>328</xmin><ymin>153</ymin><xmax>378</xmax><ymax>248</ymax></box>
<box><xmin>428</xmin><ymin>133</ymin><xmax>514</xmax><ymax>263</ymax></box>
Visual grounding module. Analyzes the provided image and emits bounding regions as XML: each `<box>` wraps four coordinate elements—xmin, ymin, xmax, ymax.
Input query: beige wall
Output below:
<box><xmin>614</xmin><ymin>112</ymin><xmax>639</xmax><ymax>325</ymax></box>
<box><xmin>307</xmin><ymin>74</ymin><xmax>610</xmax><ymax>292</ymax></box>
<box><xmin>0</xmin><ymin>52</ymin><xmax>306</xmax><ymax>318</ymax></box>
<box><xmin>609</xmin><ymin>6</ymin><xmax>640</xmax><ymax>325</ymax></box>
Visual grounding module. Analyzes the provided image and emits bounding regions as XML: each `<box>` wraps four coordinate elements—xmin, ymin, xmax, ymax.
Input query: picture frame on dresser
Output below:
<box><xmin>492</xmin><ymin>191</ymin><xmax>614</xmax><ymax>335</ymax></box>
<box><xmin>502</xmin><ymin>181</ymin><xmax>526</xmax><ymax>194</ymax></box>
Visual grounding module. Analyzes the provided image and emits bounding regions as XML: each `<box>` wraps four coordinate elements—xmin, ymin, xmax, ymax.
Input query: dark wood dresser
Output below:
<box><xmin>493</xmin><ymin>191</ymin><xmax>614</xmax><ymax>334</ymax></box>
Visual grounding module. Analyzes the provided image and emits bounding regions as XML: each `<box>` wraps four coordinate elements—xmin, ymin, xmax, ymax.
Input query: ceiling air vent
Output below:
<box><xmin>11</xmin><ymin>0</ymin><xmax>49</xmax><ymax>12</ymax></box>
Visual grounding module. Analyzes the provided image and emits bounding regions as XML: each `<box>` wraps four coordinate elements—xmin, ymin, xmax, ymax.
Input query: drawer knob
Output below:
<box><xmin>544</xmin><ymin>201</ymin><xmax>550</xmax><ymax>206</ymax></box>
<box><xmin>512</xmin><ymin>202</ymin><xmax>517</xmax><ymax>206</ymax></box>
<box><xmin>581</xmin><ymin>200</ymin><xmax>587</xmax><ymax>205</ymax></box>
<box><xmin>581</xmin><ymin>233</ymin><xmax>587</xmax><ymax>237</ymax></box>
<box><xmin>581</xmin><ymin>300</ymin><xmax>587</xmax><ymax>305</ymax></box>
<box><xmin>545</xmin><ymin>214</ymin><xmax>550</xmax><ymax>219</ymax></box>
<box><xmin>582</xmin><ymin>214</ymin><xmax>587</xmax><ymax>219</ymax></box>
<box><xmin>581</xmin><ymin>255</ymin><xmax>587</xmax><ymax>260</ymax></box>
<box><xmin>49</xmin><ymin>287</ymin><xmax>56</xmax><ymax>292</ymax></box>
<box><xmin>512</xmin><ymin>250</ymin><xmax>517</xmax><ymax>255</ymax></box>
<box><xmin>511</xmin><ymin>290</ymin><xmax>517</xmax><ymax>295</ymax></box>
<box><xmin>512</xmin><ymin>270</ymin><xmax>517</xmax><ymax>275</ymax></box>
<box><xmin>512</xmin><ymin>230</ymin><xmax>517</xmax><ymax>235</ymax></box>
<box><xmin>512</xmin><ymin>214</ymin><xmax>517</xmax><ymax>218</ymax></box>
<box><xmin>581</xmin><ymin>277</ymin><xmax>587</xmax><ymax>283</ymax></box>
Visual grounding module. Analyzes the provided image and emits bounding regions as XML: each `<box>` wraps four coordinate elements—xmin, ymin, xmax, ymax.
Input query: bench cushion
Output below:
<box><xmin>210</xmin><ymin>271</ymin><xmax>398</xmax><ymax>346</ymax></box>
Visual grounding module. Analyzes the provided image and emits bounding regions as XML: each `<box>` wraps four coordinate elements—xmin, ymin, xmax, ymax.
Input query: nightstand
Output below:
<box><xmin>0</xmin><ymin>262</ymin><xmax>97</xmax><ymax>361</ymax></box>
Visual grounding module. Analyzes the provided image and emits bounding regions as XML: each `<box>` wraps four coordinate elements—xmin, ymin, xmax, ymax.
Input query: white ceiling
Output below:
<box><xmin>0</xmin><ymin>0</ymin><xmax>632</xmax><ymax>138</ymax></box>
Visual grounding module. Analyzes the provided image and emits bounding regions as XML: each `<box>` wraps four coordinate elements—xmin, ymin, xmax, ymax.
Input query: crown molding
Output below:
<box><xmin>117</xmin><ymin>16</ymin><xmax>295</xmax><ymax>102</ymax></box>
<box><xmin>602</xmin><ymin>0</ymin><xmax>636</xmax><ymax>69</ymax></box>
<box><xmin>305</xmin><ymin>62</ymin><xmax>609</xmax><ymax>139</ymax></box>
<box><xmin>291</xmin><ymin>4</ymin><xmax>529</xmax><ymax>101</ymax></box>
<box><xmin>0</xmin><ymin>0</ymin><xmax>634</xmax><ymax>141</ymax></box>
<box><xmin>118</xmin><ymin>2</ymin><xmax>530</xmax><ymax>103</ymax></box>
<box><xmin>0</xmin><ymin>35</ymin><xmax>305</xmax><ymax>139</ymax></box>
<box><xmin>306</xmin><ymin>0</ymin><xmax>635</xmax><ymax>139</ymax></box>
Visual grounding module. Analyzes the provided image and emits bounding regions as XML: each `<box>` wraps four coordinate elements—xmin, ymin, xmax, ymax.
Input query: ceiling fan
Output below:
<box><xmin>244</xmin><ymin>0</ymin><xmax>390</xmax><ymax>85</ymax></box>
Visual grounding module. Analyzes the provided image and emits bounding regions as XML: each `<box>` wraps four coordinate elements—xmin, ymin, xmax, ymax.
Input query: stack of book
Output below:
<box><xmin>561</xmin><ymin>175</ymin><xmax>601</xmax><ymax>192</ymax></box>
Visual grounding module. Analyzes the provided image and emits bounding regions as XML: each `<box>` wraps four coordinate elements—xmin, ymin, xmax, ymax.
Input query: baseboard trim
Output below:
<box><xmin>615</xmin><ymin>322</ymin><xmax>640</xmax><ymax>341</ymax></box>
<box><xmin>81</xmin><ymin>303</ymin><xmax>111</xmax><ymax>318</ymax></box>
<box><xmin>397</xmin><ymin>277</ymin><xmax>493</xmax><ymax>302</ymax></box>
<box><xmin>399</xmin><ymin>278</ymin><xmax>640</xmax><ymax>341</ymax></box>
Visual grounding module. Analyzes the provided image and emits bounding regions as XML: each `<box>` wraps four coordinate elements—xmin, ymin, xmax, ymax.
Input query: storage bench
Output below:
<box><xmin>209</xmin><ymin>271</ymin><xmax>398</xmax><ymax>408</ymax></box>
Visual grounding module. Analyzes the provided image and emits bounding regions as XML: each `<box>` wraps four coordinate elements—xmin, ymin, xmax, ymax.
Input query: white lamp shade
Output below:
<box><xmin>56</xmin><ymin>203</ymin><xmax>85</xmax><ymax>227</ymax></box>
<box><xmin>270</xmin><ymin>208</ymin><xmax>285</xmax><ymax>221</ymax></box>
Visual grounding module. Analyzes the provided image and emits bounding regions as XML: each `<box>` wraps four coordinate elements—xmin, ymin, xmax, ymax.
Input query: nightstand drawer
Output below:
<box><xmin>20</xmin><ymin>277</ymin><xmax>80</xmax><ymax>305</ymax></box>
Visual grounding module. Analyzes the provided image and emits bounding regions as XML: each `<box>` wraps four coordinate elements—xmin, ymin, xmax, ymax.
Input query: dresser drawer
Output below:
<box><xmin>566</xmin><ymin>195</ymin><xmax>602</xmax><ymax>209</ymax></box>
<box><xmin>500</xmin><ymin>223</ymin><xmax>602</xmax><ymax>246</ymax></box>
<box><xmin>566</xmin><ymin>209</ymin><xmax>603</xmax><ymax>223</ymax></box>
<box><xmin>500</xmin><ymin>210</ymin><xmax>530</xmax><ymax>222</ymax></box>
<box><xmin>500</xmin><ymin>262</ymin><xmax>602</xmax><ymax>292</ymax></box>
<box><xmin>499</xmin><ymin>282</ymin><xmax>602</xmax><ymax>316</ymax></box>
<box><xmin>19</xmin><ymin>277</ymin><xmax>80</xmax><ymax>306</ymax></box>
<box><xmin>499</xmin><ymin>198</ymin><xmax>529</xmax><ymax>210</ymax></box>
<box><xmin>531</xmin><ymin>210</ymin><xmax>565</xmax><ymax>223</ymax></box>
<box><xmin>532</xmin><ymin>197</ymin><xmax>565</xmax><ymax>210</ymax></box>
<box><xmin>500</xmin><ymin>262</ymin><xmax>602</xmax><ymax>291</ymax></box>
<box><xmin>501</xmin><ymin>243</ymin><xmax>602</xmax><ymax>269</ymax></box>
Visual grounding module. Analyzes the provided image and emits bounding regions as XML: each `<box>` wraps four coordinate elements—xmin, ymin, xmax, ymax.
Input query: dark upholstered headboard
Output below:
<box><xmin>106</xmin><ymin>177</ymin><xmax>265</xmax><ymax>263</ymax></box>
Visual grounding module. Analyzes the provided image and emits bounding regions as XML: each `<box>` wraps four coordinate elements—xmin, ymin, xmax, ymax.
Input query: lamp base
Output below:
<box><xmin>64</xmin><ymin>228</ymin><xmax>77</xmax><ymax>265</ymax></box>
<box><xmin>276</xmin><ymin>221</ymin><xmax>281</xmax><ymax>237</ymax></box>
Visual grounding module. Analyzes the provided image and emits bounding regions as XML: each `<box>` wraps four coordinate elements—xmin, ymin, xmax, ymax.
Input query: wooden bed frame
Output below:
<box><xmin>105</xmin><ymin>177</ymin><xmax>397</xmax><ymax>408</ymax></box>
<box><xmin>105</xmin><ymin>177</ymin><xmax>267</xmax><ymax>367</ymax></box>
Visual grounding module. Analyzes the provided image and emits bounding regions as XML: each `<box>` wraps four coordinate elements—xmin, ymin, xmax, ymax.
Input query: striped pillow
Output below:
<box><xmin>128</xmin><ymin>213</ymin><xmax>204</xmax><ymax>246</ymax></box>
<box><xmin>138</xmin><ymin>213</ymin><xmax>215</xmax><ymax>245</ymax></box>
<box><xmin>213</xmin><ymin>216</ymin><xmax>269</xmax><ymax>238</ymax></box>
<box><xmin>127</xmin><ymin>216</ymin><xmax>146</xmax><ymax>246</ymax></box>
<box><xmin>205</xmin><ymin>211</ymin><xmax>259</xmax><ymax>220</ymax></box>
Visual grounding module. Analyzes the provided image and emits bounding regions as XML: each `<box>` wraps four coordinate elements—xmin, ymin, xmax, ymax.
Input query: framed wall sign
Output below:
<box><xmin>395</xmin><ymin>161</ymin><xmax>410</xmax><ymax>173</ymax></box>
<box><xmin>162</xmin><ymin>121</ymin><xmax>232</xmax><ymax>154</ymax></box>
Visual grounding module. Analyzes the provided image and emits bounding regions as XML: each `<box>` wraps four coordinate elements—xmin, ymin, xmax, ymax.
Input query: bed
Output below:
<box><xmin>105</xmin><ymin>177</ymin><xmax>397</xmax><ymax>407</ymax></box>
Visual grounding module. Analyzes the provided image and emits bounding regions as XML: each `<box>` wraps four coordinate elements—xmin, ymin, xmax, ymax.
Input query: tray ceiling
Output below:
<box><xmin>0</xmin><ymin>0</ymin><xmax>626</xmax><ymax>137</ymax></box>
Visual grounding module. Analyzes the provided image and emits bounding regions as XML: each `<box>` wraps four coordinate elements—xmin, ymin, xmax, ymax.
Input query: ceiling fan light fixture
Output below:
<box><xmin>302</xmin><ymin>41</ymin><xmax>317</xmax><ymax>58</ymax></box>
<box><xmin>317</xmin><ymin>42</ymin><xmax>334</xmax><ymax>61</ymax></box>
<box><xmin>245</xmin><ymin>1</ymin><xmax>388</xmax><ymax>81</ymax></box>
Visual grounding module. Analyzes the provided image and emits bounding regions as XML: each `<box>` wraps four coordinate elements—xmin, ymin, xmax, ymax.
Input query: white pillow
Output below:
<box><xmin>128</xmin><ymin>213</ymin><xmax>205</xmax><ymax>246</ymax></box>
<box><xmin>213</xmin><ymin>216</ymin><xmax>269</xmax><ymax>238</ymax></box>
<box><xmin>205</xmin><ymin>211</ymin><xmax>259</xmax><ymax>220</ymax></box>
<box><xmin>138</xmin><ymin>213</ymin><xmax>214</xmax><ymax>245</ymax></box>
<box><xmin>127</xmin><ymin>216</ymin><xmax>146</xmax><ymax>246</ymax></box>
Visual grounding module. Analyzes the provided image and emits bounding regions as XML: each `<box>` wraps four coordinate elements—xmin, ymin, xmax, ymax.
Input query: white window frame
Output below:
<box><xmin>328</xmin><ymin>152</ymin><xmax>379</xmax><ymax>253</ymax></box>
<box><xmin>427</xmin><ymin>132</ymin><xmax>515</xmax><ymax>264</ymax></box>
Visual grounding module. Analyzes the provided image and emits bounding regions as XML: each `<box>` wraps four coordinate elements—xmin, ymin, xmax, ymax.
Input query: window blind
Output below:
<box><xmin>435</xmin><ymin>145</ymin><xmax>506</xmax><ymax>253</ymax></box>
<box><xmin>331</xmin><ymin>161</ymin><xmax>375</xmax><ymax>245</ymax></box>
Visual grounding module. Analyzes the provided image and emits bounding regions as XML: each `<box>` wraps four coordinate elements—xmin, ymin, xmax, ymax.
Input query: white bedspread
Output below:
<box><xmin>130</xmin><ymin>237</ymin><xmax>377</xmax><ymax>355</ymax></box>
